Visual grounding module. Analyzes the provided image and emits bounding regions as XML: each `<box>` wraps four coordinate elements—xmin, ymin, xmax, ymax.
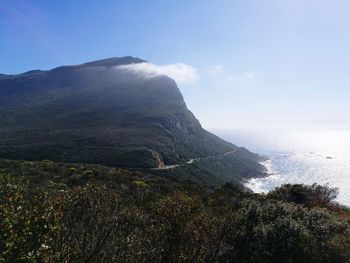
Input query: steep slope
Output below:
<box><xmin>0</xmin><ymin>57</ymin><xmax>259</xmax><ymax>171</ymax></box>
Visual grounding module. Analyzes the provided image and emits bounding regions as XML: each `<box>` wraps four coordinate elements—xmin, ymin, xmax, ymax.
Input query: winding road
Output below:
<box><xmin>153</xmin><ymin>148</ymin><xmax>239</xmax><ymax>170</ymax></box>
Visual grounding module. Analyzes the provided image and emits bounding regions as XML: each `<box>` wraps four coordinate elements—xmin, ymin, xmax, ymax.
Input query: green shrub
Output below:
<box><xmin>267</xmin><ymin>183</ymin><xmax>339</xmax><ymax>209</ymax></box>
<box><xmin>0</xmin><ymin>175</ymin><xmax>58</xmax><ymax>262</ymax></box>
<box><xmin>225</xmin><ymin>199</ymin><xmax>350</xmax><ymax>262</ymax></box>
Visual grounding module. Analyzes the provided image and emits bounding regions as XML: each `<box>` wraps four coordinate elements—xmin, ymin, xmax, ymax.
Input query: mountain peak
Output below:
<box><xmin>0</xmin><ymin>57</ymin><xmax>146</xmax><ymax>77</ymax></box>
<box><xmin>81</xmin><ymin>56</ymin><xmax>146</xmax><ymax>67</ymax></box>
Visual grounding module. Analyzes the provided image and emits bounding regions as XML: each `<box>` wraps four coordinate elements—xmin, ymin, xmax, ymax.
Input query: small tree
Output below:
<box><xmin>50</xmin><ymin>184</ymin><xmax>134</xmax><ymax>263</ymax></box>
<box><xmin>267</xmin><ymin>183</ymin><xmax>339</xmax><ymax>209</ymax></box>
<box><xmin>0</xmin><ymin>174</ymin><xmax>58</xmax><ymax>262</ymax></box>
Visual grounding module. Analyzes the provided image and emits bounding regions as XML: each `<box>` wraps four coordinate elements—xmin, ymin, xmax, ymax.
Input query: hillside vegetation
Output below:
<box><xmin>1</xmin><ymin>159</ymin><xmax>350</xmax><ymax>262</ymax></box>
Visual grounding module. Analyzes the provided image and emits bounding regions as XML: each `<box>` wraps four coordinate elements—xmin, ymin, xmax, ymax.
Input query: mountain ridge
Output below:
<box><xmin>0</xmin><ymin>56</ymin><xmax>146</xmax><ymax>77</ymax></box>
<box><xmin>0</xmin><ymin>56</ymin><xmax>264</xmax><ymax>183</ymax></box>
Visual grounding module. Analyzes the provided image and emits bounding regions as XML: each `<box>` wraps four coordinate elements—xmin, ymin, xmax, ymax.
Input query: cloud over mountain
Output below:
<box><xmin>118</xmin><ymin>62</ymin><xmax>199</xmax><ymax>84</ymax></box>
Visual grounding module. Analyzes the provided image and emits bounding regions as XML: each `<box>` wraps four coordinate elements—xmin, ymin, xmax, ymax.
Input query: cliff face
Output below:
<box><xmin>0</xmin><ymin>57</ymin><xmax>245</xmax><ymax>168</ymax></box>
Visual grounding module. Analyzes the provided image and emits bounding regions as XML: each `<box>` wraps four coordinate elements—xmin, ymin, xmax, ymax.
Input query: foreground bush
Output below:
<box><xmin>49</xmin><ymin>185</ymin><xmax>136</xmax><ymax>262</ymax></box>
<box><xmin>1</xmin><ymin>174</ymin><xmax>350</xmax><ymax>262</ymax></box>
<box><xmin>0</xmin><ymin>175</ymin><xmax>58</xmax><ymax>262</ymax></box>
<box><xmin>228</xmin><ymin>200</ymin><xmax>350</xmax><ymax>262</ymax></box>
<box><xmin>267</xmin><ymin>183</ymin><xmax>339</xmax><ymax>209</ymax></box>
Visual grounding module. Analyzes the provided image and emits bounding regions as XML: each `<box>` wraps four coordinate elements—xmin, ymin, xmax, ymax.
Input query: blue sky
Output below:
<box><xmin>1</xmin><ymin>0</ymin><xmax>350</xmax><ymax>130</ymax></box>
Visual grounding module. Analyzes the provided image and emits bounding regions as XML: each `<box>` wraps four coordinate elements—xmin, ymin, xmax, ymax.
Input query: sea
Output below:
<box><xmin>215</xmin><ymin>129</ymin><xmax>350</xmax><ymax>207</ymax></box>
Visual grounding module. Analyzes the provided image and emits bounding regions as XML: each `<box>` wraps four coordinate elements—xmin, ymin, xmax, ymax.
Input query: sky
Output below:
<box><xmin>1</xmin><ymin>0</ymin><xmax>350</xmax><ymax>130</ymax></box>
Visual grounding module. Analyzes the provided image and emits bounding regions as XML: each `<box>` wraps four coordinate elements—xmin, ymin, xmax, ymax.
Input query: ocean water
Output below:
<box><xmin>215</xmin><ymin>129</ymin><xmax>350</xmax><ymax>207</ymax></box>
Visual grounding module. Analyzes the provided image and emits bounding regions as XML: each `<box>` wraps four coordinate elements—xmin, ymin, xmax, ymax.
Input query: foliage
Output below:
<box><xmin>226</xmin><ymin>199</ymin><xmax>350</xmax><ymax>262</ymax></box>
<box><xmin>49</xmin><ymin>185</ymin><xmax>135</xmax><ymax>263</ymax></box>
<box><xmin>267</xmin><ymin>183</ymin><xmax>339</xmax><ymax>209</ymax></box>
<box><xmin>0</xmin><ymin>175</ymin><xmax>58</xmax><ymax>262</ymax></box>
<box><xmin>1</xmin><ymin>162</ymin><xmax>350</xmax><ymax>262</ymax></box>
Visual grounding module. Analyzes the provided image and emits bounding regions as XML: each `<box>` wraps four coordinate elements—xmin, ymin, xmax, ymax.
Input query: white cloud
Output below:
<box><xmin>209</xmin><ymin>65</ymin><xmax>225</xmax><ymax>78</ymax></box>
<box><xmin>208</xmin><ymin>65</ymin><xmax>256</xmax><ymax>88</ymax></box>
<box><xmin>118</xmin><ymin>62</ymin><xmax>199</xmax><ymax>84</ymax></box>
<box><xmin>244</xmin><ymin>71</ymin><xmax>256</xmax><ymax>79</ymax></box>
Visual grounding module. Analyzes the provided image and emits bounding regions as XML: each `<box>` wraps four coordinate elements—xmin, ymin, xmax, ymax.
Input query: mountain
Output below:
<box><xmin>0</xmin><ymin>57</ymin><xmax>263</xmax><ymax>179</ymax></box>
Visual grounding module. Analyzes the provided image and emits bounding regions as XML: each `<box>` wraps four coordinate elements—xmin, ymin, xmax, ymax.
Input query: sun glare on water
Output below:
<box><xmin>222</xmin><ymin>129</ymin><xmax>350</xmax><ymax>206</ymax></box>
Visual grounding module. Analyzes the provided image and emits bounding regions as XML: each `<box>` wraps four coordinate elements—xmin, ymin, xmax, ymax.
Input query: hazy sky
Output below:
<box><xmin>1</xmin><ymin>0</ymin><xmax>350</xmax><ymax>130</ymax></box>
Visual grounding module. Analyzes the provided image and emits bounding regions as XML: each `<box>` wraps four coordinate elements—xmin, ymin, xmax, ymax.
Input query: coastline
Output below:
<box><xmin>244</xmin><ymin>158</ymin><xmax>275</xmax><ymax>193</ymax></box>
<box><xmin>244</xmin><ymin>152</ymin><xmax>350</xmax><ymax>207</ymax></box>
